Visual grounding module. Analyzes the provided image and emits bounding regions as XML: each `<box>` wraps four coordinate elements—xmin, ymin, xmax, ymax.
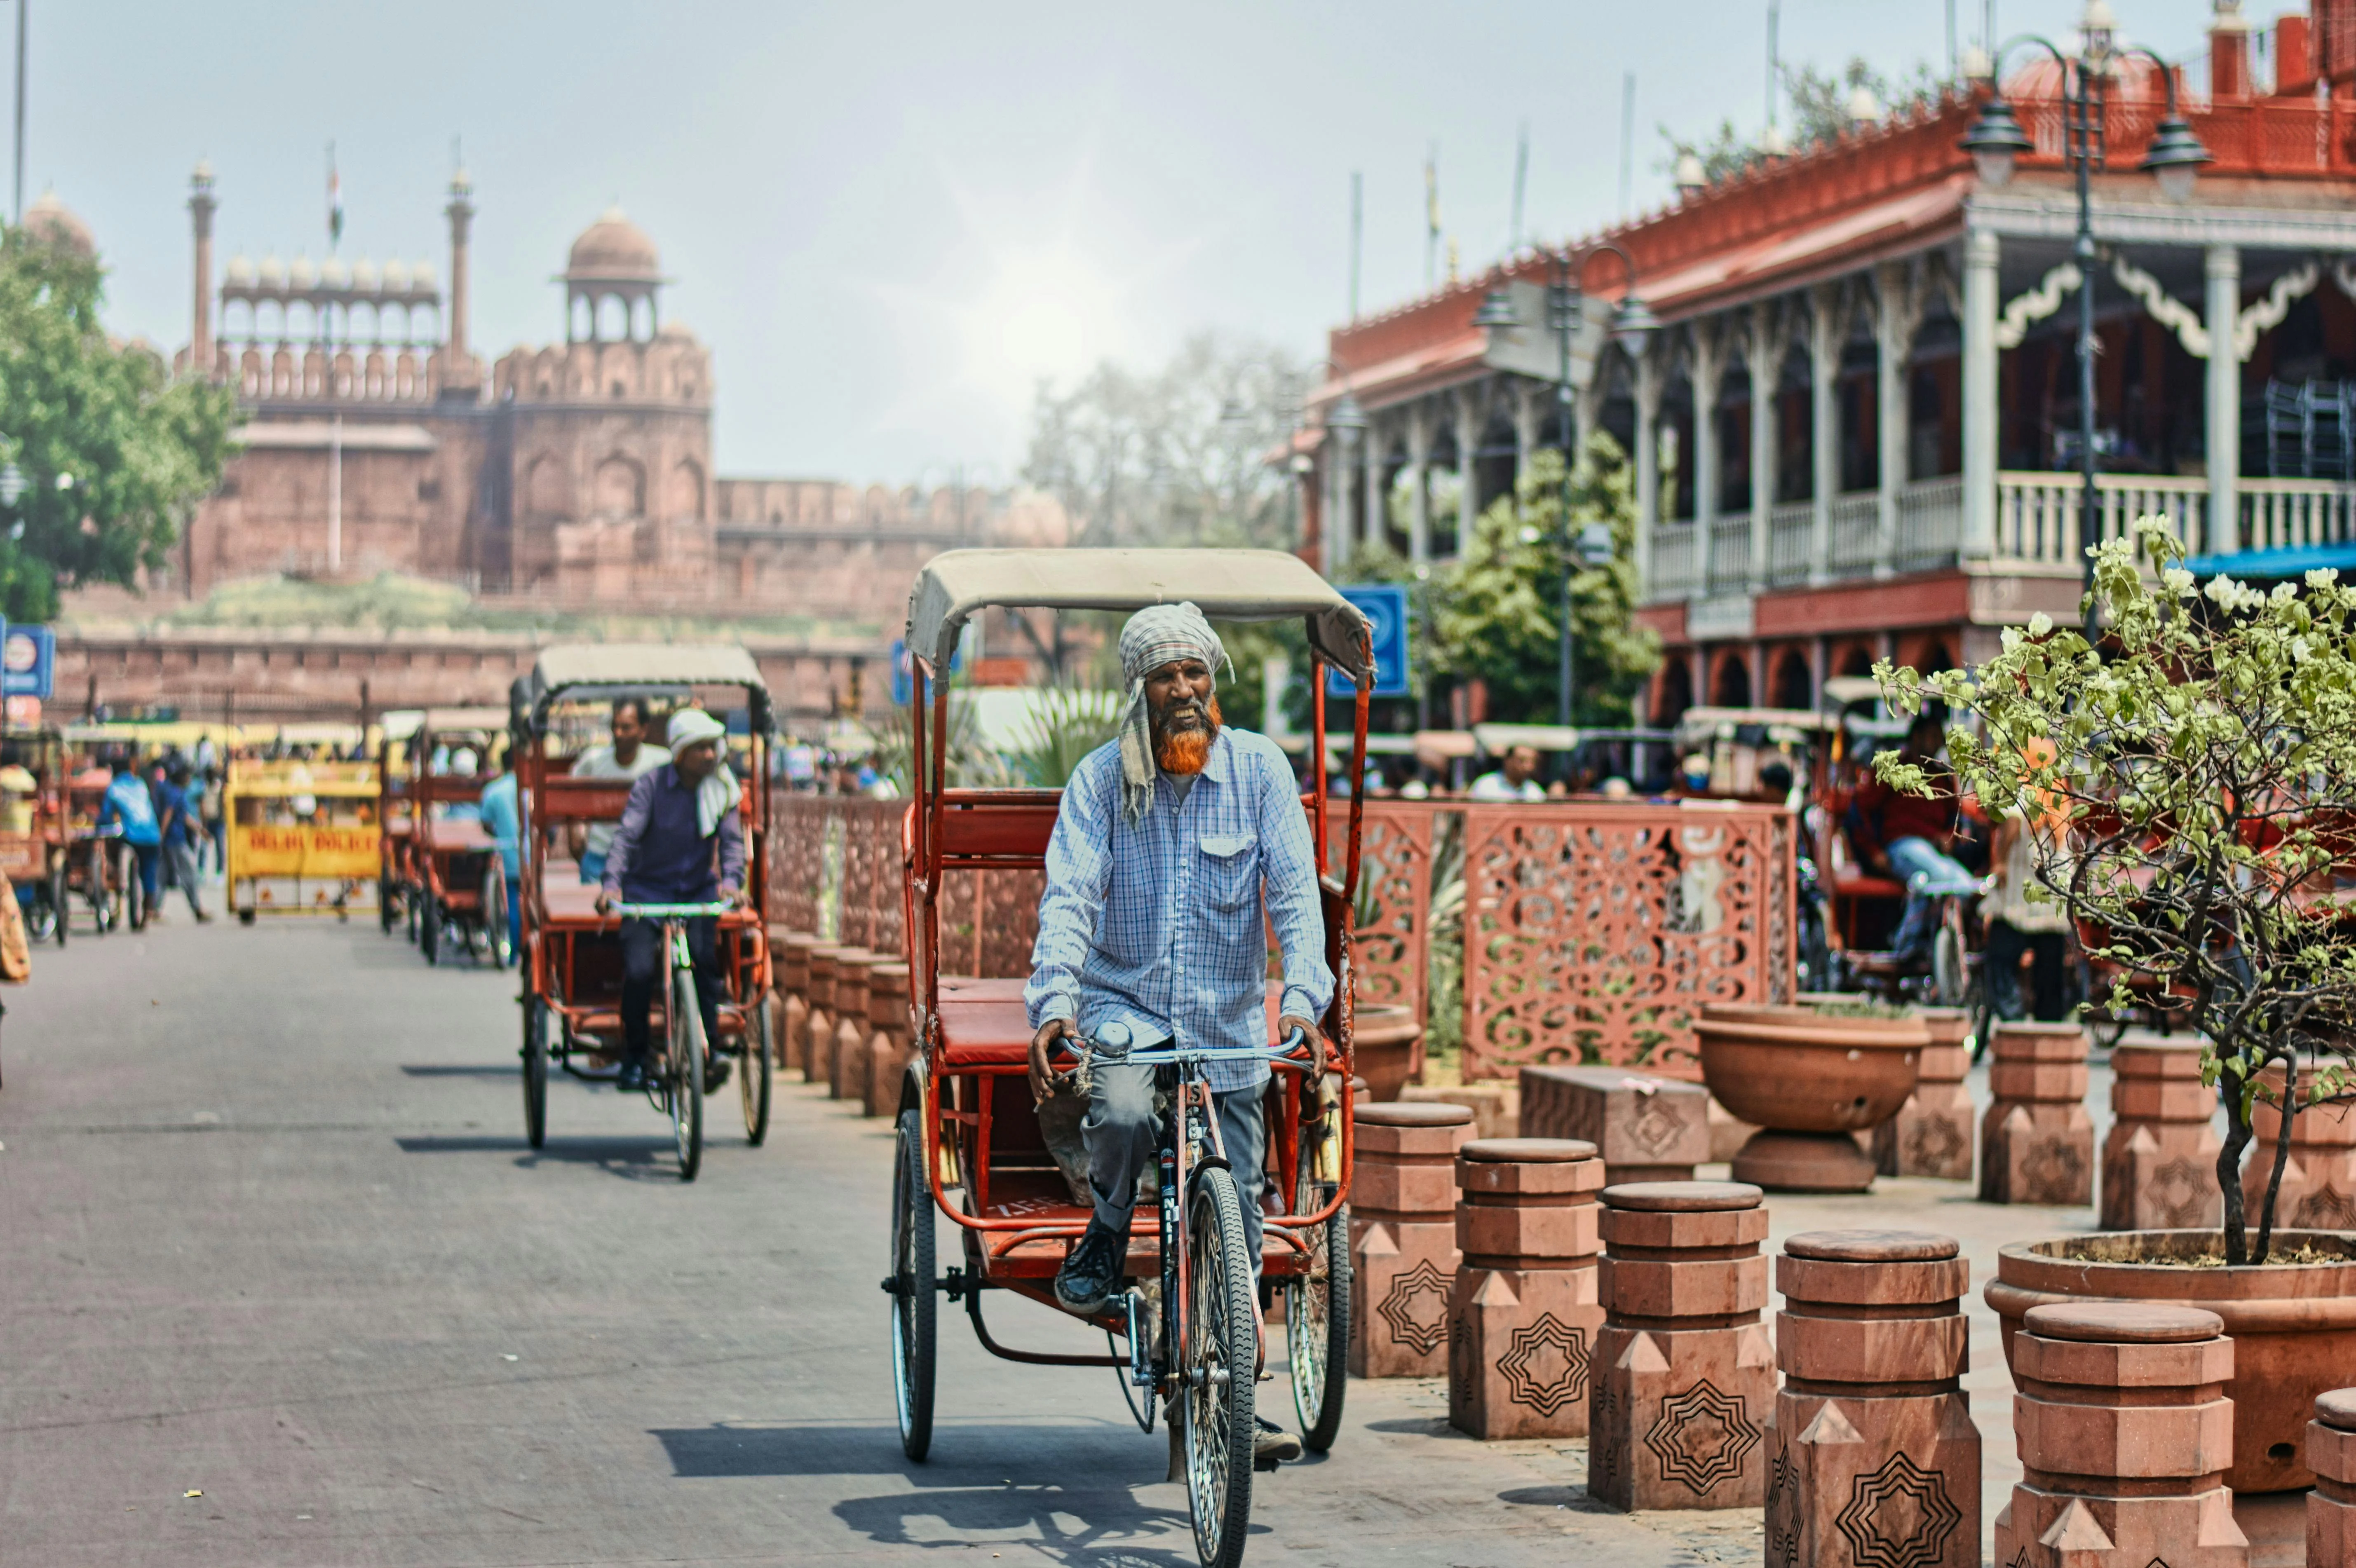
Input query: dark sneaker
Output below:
<box><xmin>615</xmin><ymin>1059</ymin><xmax>650</xmax><ymax>1093</ymax></box>
<box><xmin>1252</xmin><ymin>1418</ymin><xmax>1302</xmax><ymax>1469</ymax></box>
<box><xmin>702</xmin><ymin>1051</ymin><xmax>732</xmax><ymax>1094</ymax></box>
<box><xmin>1052</xmin><ymin>1219</ymin><xmax>1127</xmax><ymax>1316</ymax></box>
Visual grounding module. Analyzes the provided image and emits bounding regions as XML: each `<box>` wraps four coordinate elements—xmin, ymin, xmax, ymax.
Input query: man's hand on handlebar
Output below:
<box><xmin>594</xmin><ymin>889</ymin><xmax>612</xmax><ymax>916</ymax></box>
<box><xmin>1028</xmin><ymin>1017</ymin><xmax>1078</xmax><ymax>1106</ymax></box>
<box><xmin>1279</xmin><ymin>1014</ymin><xmax>1326</xmax><ymax>1062</ymax></box>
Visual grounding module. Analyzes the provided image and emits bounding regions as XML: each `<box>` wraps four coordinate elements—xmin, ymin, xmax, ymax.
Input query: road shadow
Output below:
<box><xmin>398</xmin><ymin>1065</ymin><xmax>514</xmax><ymax>1078</ymax></box>
<box><xmin>1498</xmin><ymin>1484</ymin><xmax>1612</xmax><ymax>1514</ymax></box>
<box><xmin>395</xmin><ymin>1133</ymin><xmax>678</xmax><ymax>1180</ymax></box>
<box><xmin>653</xmin><ymin>1420</ymin><xmax>1204</xmax><ymax>1564</ymax></box>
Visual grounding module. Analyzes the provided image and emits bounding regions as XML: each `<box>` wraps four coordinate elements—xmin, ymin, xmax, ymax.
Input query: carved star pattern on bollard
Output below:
<box><xmin>1907</xmin><ymin>1114</ymin><xmax>1969</xmax><ymax>1174</ymax></box>
<box><xmin>1836</xmin><ymin>1453</ymin><xmax>1961</xmax><ymax>1568</ymax></box>
<box><xmin>2295</xmin><ymin>1186</ymin><xmax>2356</xmax><ymax>1229</ymax></box>
<box><xmin>2147</xmin><ymin>1158</ymin><xmax>2209</xmax><ymax>1228</ymax></box>
<box><xmin>2022</xmin><ymin>1139</ymin><xmax>2086</xmax><ymax>1204</ymax></box>
<box><xmin>1765</xmin><ymin>1441</ymin><xmax>1799</xmax><ymax>1568</ymax></box>
<box><xmin>1496</xmin><ymin>1313</ymin><xmax>1589</xmax><ymax>1416</ymax></box>
<box><xmin>1628</xmin><ymin>1099</ymin><xmax>1685</xmax><ymax>1158</ymax></box>
<box><xmin>1643</xmin><ymin>1378</ymin><xmax>1760</xmax><ymax>1495</ymax></box>
<box><xmin>1377</xmin><ymin>1259</ymin><xmax>1450</xmax><ymax>1354</ymax></box>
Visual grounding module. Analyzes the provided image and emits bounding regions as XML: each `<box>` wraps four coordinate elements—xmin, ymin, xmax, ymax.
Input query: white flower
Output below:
<box><xmin>2310</xmin><ymin>568</ymin><xmax>2342</xmax><ymax>591</ymax></box>
<box><xmin>2163</xmin><ymin>567</ymin><xmax>2194</xmax><ymax>597</ymax></box>
<box><xmin>2027</xmin><ymin>611</ymin><xmax>2053</xmax><ymax>638</ymax></box>
<box><xmin>2205</xmin><ymin>574</ymin><xmax>2242</xmax><ymax>607</ymax></box>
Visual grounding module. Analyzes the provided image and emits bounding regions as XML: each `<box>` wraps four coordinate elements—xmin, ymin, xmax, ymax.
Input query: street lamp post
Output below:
<box><xmin>1960</xmin><ymin>1</ymin><xmax>2211</xmax><ymax>617</ymax></box>
<box><xmin>1476</xmin><ymin>244</ymin><xmax>1658</xmax><ymax>729</ymax></box>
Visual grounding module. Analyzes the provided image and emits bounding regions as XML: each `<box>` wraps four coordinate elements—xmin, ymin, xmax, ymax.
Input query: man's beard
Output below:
<box><xmin>1153</xmin><ymin>693</ymin><xmax>1221</xmax><ymax>775</ymax></box>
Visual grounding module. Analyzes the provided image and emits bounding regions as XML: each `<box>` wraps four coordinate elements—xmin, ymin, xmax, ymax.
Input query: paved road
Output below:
<box><xmin>0</xmin><ymin>916</ymin><xmax>1741</xmax><ymax>1568</ymax></box>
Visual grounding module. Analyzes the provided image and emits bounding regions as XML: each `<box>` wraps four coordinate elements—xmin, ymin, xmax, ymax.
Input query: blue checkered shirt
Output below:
<box><xmin>1026</xmin><ymin>728</ymin><xmax>1333</xmax><ymax>1092</ymax></box>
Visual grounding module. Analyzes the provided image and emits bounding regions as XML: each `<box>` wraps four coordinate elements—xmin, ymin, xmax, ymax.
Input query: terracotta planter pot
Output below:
<box><xmin>1353</xmin><ymin>1003</ymin><xmax>1424</xmax><ymax>1102</ymax></box>
<box><xmin>1988</xmin><ymin>1230</ymin><xmax>2356</xmax><ymax>1495</ymax></box>
<box><xmin>1694</xmin><ymin>1004</ymin><xmax>1927</xmax><ymax>1193</ymax></box>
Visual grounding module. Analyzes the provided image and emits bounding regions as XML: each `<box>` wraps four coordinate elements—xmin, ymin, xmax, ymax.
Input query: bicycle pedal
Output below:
<box><xmin>1253</xmin><ymin>1454</ymin><xmax>1282</xmax><ymax>1473</ymax></box>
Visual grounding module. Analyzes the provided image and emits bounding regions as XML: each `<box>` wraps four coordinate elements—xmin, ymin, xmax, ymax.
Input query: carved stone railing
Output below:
<box><xmin>772</xmin><ymin>793</ymin><xmax>1037</xmax><ymax>975</ymax></box>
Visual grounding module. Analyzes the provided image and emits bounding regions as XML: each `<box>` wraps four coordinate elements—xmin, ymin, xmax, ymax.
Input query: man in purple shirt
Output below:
<box><xmin>596</xmin><ymin>708</ymin><xmax>746</xmax><ymax>1094</ymax></box>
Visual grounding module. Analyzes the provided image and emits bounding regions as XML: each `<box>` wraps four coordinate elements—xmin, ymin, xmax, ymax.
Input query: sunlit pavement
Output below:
<box><xmin>0</xmin><ymin>916</ymin><xmax>1758</xmax><ymax>1568</ymax></box>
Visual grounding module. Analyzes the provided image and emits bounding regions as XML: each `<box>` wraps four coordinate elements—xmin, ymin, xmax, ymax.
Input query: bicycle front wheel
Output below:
<box><xmin>1184</xmin><ymin>1163</ymin><xmax>1257</xmax><ymax>1568</ymax></box>
<box><xmin>669</xmin><ymin>967</ymin><xmax>706</xmax><ymax>1181</ymax></box>
<box><xmin>741</xmin><ymin>989</ymin><xmax>775</xmax><ymax>1145</ymax></box>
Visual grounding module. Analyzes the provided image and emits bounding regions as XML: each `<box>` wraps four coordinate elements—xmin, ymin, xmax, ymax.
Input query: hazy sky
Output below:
<box><xmin>45</xmin><ymin>1</ymin><xmax>2220</xmax><ymax>484</ymax></box>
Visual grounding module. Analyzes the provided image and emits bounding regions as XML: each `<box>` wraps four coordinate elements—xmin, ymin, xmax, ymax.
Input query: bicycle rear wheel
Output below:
<box><xmin>481</xmin><ymin>865</ymin><xmax>512</xmax><ymax>970</ymax></box>
<box><xmin>1286</xmin><ymin>1162</ymin><xmax>1349</xmax><ymax>1452</ymax></box>
<box><xmin>521</xmin><ymin>995</ymin><xmax>549</xmax><ymax>1150</ymax></box>
<box><xmin>741</xmin><ymin>989</ymin><xmax>774</xmax><ymax>1144</ymax></box>
<box><xmin>1931</xmin><ymin>921</ymin><xmax>1966</xmax><ymax>1007</ymax></box>
<box><xmin>669</xmin><ymin>967</ymin><xmax>706</xmax><ymax>1181</ymax></box>
<box><xmin>1184</xmin><ymin>1163</ymin><xmax>1257</xmax><ymax>1568</ymax></box>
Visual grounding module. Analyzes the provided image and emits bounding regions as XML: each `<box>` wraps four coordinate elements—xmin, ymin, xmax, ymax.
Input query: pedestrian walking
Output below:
<box><xmin>157</xmin><ymin>763</ymin><xmax>211</xmax><ymax>923</ymax></box>
<box><xmin>96</xmin><ymin>757</ymin><xmax>162</xmax><ymax>921</ymax></box>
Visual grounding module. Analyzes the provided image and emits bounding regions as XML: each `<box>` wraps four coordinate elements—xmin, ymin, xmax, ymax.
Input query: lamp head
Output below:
<box><xmin>1326</xmin><ymin>391</ymin><xmax>1367</xmax><ymax>438</ymax></box>
<box><xmin>1473</xmin><ymin>287</ymin><xmax>1520</xmax><ymax>330</ymax></box>
<box><xmin>1610</xmin><ymin>293</ymin><xmax>1662</xmax><ymax>351</ymax></box>
<box><xmin>1960</xmin><ymin>95</ymin><xmax>2035</xmax><ymax>188</ymax></box>
<box><xmin>2140</xmin><ymin>115</ymin><xmax>2213</xmax><ymax>204</ymax></box>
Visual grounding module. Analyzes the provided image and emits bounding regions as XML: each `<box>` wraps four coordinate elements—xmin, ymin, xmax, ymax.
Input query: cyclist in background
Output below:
<box><xmin>596</xmin><ymin>708</ymin><xmax>742</xmax><ymax>1095</ymax></box>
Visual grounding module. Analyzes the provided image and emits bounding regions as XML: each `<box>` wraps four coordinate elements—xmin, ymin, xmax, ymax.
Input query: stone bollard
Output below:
<box><xmin>1765</xmin><ymin>1230</ymin><xmax>1980</xmax><ymax>1568</ymax></box>
<box><xmin>1994</xmin><ymin>1301</ymin><xmax>2245</xmax><ymax>1568</ymax></box>
<box><xmin>1981</xmin><ymin>1021</ymin><xmax>2093</xmax><ymax>1206</ymax></box>
<box><xmin>803</xmin><ymin>944</ymin><xmax>845</xmax><ymax>1085</ymax></box>
<box><xmin>1589</xmin><ymin>1181</ymin><xmax>1775</xmax><ymax>1512</ymax></box>
<box><xmin>863</xmin><ymin>961</ymin><xmax>912</xmax><ymax>1118</ymax></box>
<box><xmin>1518</xmin><ymin>1065</ymin><xmax>1712</xmax><ymax>1185</ymax></box>
<box><xmin>2311</xmin><ymin>1389</ymin><xmax>2356</xmax><ymax>1568</ymax></box>
<box><xmin>2243</xmin><ymin>1064</ymin><xmax>2356</xmax><ymax>1231</ymax></box>
<box><xmin>1349</xmin><ymin>1101</ymin><xmax>1474</xmax><ymax>1379</ymax></box>
<box><xmin>829</xmin><ymin>949</ymin><xmax>875</xmax><ymax>1101</ymax></box>
<box><xmin>1875</xmin><ymin>1007</ymin><xmax>1975</xmax><ymax>1181</ymax></box>
<box><xmin>1446</xmin><ymin>1137</ymin><xmax>1605</xmax><ymax>1440</ymax></box>
<box><xmin>1402</xmin><ymin>1080</ymin><xmax>1517</xmax><ymax>1140</ymax></box>
<box><xmin>775</xmin><ymin>931</ymin><xmax>816</xmax><ymax>1078</ymax></box>
<box><xmin>2102</xmin><ymin>1031</ymin><xmax>2222</xmax><ymax>1231</ymax></box>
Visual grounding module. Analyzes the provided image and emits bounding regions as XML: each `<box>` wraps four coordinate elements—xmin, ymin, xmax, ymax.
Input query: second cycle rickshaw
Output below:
<box><xmin>511</xmin><ymin>645</ymin><xmax>777</xmax><ymax>1179</ymax></box>
<box><xmin>888</xmin><ymin>549</ymin><xmax>1372</xmax><ymax>1568</ymax></box>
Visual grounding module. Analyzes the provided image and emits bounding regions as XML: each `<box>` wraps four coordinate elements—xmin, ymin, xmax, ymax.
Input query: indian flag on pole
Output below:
<box><xmin>326</xmin><ymin>143</ymin><xmax>343</xmax><ymax>249</ymax></box>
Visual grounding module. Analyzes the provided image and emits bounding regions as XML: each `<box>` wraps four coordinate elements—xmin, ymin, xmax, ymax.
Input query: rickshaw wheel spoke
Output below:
<box><xmin>890</xmin><ymin>1108</ymin><xmax>936</xmax><ymax>1460</ymax></box>
<box><xmin>669</xmin><ymin>964</ymin><xmax>705</xmax><ymax>1181</ymax></box>
<box><xmin>1185</xmin><ymin>1163</ymin><xmax>1255</xmax><ymax>1568</ymax></box>
<box><xmin>742</xmin><ymin>989</ymin><xmax>774</xmax><ymax>1145</ymax></box>
<box><xmin>1286</xmin><ymin>1165</ymin><xmax>1349</xmax><ymax>1452</ymax></box>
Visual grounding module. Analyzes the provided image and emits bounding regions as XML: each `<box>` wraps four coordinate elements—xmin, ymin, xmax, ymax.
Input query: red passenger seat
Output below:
<box><xmin>932</xmin><ymin>976</ymin><xmax>1292</xmax><ymax>1068</ymax></box>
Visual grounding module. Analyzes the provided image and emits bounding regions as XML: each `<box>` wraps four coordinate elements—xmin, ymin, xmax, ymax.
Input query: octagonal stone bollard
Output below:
<box><xmin>1981</xmin><ymin>1022</ymin><xmax>2094</xmax><ymax>1206</ymax></box>
<box><xmin>1446</xmin><ymin>1137</ymin><xmax>1605</xmax><ymax>1441</ymax></box>
<box><xmin>2312</xmin><ymin>1388</ymin><xmax>2356</xmax><ymax>1568</ymax></box>
<box><xmin>1588</xmin><ymin>1181</ymin><xmax>1774</xmax><ymax>1512</ymax></box>
<box><xmin>1349</xmin><ymin>1101</ymin><xmax>1474</xmax><ymax>1379</ymax></box>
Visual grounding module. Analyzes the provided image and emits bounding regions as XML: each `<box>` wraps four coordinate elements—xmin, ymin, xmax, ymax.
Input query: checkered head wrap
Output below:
<box><xmin>1115</xmin><ymin>602</ymin><xmax>1229</xmax><ymax>824</ymax></box>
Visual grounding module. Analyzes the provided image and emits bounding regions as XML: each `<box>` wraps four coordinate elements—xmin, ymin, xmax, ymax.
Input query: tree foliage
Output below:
<box><xmin>1663</xmin><ymin>58</ymin><xmax>1951</xmax><ymax>185</ymax></box>
<box><xmin>1021</xmin><ymin>332</ymin><xmax>1307</xmax><ymax>551</ymax></box>
<box><xmin>1877</xmin><ymin>523</ymin><xmax>2356</xmax><ymax>1264</ymax></box>
<box><xmin>1434</xmin><ymin>436</ymin><xmax>1657</xmax><ymax>726</ymax></box>
<box><xmin>0</xmin><ymin>228</ymin><xmax>238</xmax><ymax>620</ymax></box>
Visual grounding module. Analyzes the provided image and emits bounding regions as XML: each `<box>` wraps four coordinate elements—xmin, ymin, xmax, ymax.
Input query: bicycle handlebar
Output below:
<box><xmin>1058</xmin><ymin>1027</ymin><xmax>1315</xmax><ymax>1070</ymax></box>
<box><xmin>610</xmin><ymin>900</ymin><xmax>738</xmax><ymax>919</ymax></box>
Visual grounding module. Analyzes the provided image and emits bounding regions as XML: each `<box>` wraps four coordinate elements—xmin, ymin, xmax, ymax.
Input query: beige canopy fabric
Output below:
<box><xmin>417</xmin><ymin>706</ymin><xmax>514</xmax><ymax>738</ymax></box>
<box><xmin>518</xmin><ymin>643</ymin><xmax>771</xmax><ymax>735</ymax></box>
<box><xmin>904</xmin><ymin>548</ymin><xmax>1374</xmax><ymax>682</ymax></box>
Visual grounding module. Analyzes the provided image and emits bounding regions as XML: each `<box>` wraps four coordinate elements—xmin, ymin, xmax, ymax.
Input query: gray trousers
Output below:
<box><xmin>1085</xmin><ymin>1062</ymin><xmax>1265</xmax><ymax>1280</ymax></box>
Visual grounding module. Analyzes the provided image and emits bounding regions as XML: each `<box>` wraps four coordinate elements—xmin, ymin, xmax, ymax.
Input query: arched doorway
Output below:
<box><xmin>1711</xmin><ymin>652</ymin><xmax>1752</xmax><ymax>708</ymax></box>
<box><xmin>1771</xmin><ymin>649</ymin><xmax>1812</xmax><ymax>711</ymax></box>
<box><xmin>1652</xmin><ymin>658</ymin><xmax>1694</xmax><ymax>726</ymax></box>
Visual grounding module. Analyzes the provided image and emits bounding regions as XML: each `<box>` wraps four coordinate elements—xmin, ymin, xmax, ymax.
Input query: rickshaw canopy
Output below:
<box><xmin>415</xmin><ymin>706</ymin><xmax>513</xmax><ymax>738</ymax></box>
<box><xmin>514</xmin><ymin>643</ymin><xmax>772</xmax><ymax>736</ymax></box>
<box><xmin>903</xmin><ymin>548</ymin><xmax>1375</xmax><ymax>682</ymax></box>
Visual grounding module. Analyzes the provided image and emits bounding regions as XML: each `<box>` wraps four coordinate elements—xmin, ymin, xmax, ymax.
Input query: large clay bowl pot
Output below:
<box><xmin>1694</xmin><ymin>1004</ymin><xmax>1927</xmax><ymax>1192</ymax></box>
<box><xmin>1988</xmin><ymin>1229</ymin><xmax>2356</xmax><ymax>1495</ymax></box>
<box><xmin>1352</xmin><ymin>1003</ymin><xmax>1424</xmax><ymax>1102</ymax></box>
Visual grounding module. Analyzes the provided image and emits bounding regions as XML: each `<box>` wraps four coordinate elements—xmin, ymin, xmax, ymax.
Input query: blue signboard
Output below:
<box><xmin>889</xmin><ymin>634</ymin><xmax>962</xmax><ymax>705</ymax></box>
<box><xmin>1328</xmin><ymin>584</ymin><xmax>1411</xmax><ymax>698</ymax></box>
<box><xmin>0</xmin><ymin>624</ymin><xmax>47</xmax><ymax>699</ymax></box>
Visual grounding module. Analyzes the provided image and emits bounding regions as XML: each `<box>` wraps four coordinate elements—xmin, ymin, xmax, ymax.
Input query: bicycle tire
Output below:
<box><xmin>378</xmin><ymin>874</ymin><xmax>397</xmax><ymax>935</ymax></box>
<box><xmin>47</xmin><ymin>860</ymin><xmax>65</xmax><ymax>947</ymax></box>
<box><xmin>1931</xmin><ymin>923</ymin><xmax>1966</xmax><ymax>1007</ymax></box>
<box><xmin>891</xmin><ymin>1108</ymin><xmax>936</xmax><ymax>1460</ymax></box>
<box><xmin>121</xmin><ymin>846</ymin><xmax>146</xmax><ymax>933</ymax></box>
<box><xmin>1286</xmin><ymin>1163</ymin><xmax>1349</xmax><ymax>1453</ymax></box>
<box><xmin>1184</xmin><ymin>1163</ymin><xmax>1257</xmax><ymax>1568</ymax></box>
<box><xmin>421</xmin><ymin>891</ymin><xmax>441</xmax><ymax>966</ymax></box>
<box><xmin>521</xmin><ymin>995</ymin><xmax>549</xmax><ymax>1150</ymax></box>
<box><xmin>482</xmin><ymin>865</ymin><xmax>512</xmax><ymax>971</ymax></box>
<box><xmin>742</xmin><ymin>989</ymin><xmax>775</xmax><ymax>1145</ymax></box>
<box><xmin>670</xmin><ymin>966</ymin><xmax>706</xmax><ymax>1181</ymax></box>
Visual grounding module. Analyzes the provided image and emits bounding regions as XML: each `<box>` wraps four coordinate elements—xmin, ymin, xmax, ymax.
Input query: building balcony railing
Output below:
<box><xmin>1644</xmin><ymin>473</ymin><xmax>2356</xmax><ymax>609</ymax></box>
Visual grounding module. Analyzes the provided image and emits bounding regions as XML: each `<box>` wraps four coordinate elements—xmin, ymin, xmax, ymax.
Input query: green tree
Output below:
<box><xmin>0</xmin><ymin>227</ymin><xmax>237</xmax><ymax>620</ymax></box>
<box><xmin>1878</xmin><ymin>522</ymin><xmax>2356</xmax><ymax>1264</ymax></box>
<box><xmin>1433</xmin><ymin>436</ymin><xmax>1657</xmax><ymax>726</ymax></box>
<box><xmin>1662</xmin><ymin>57</ymin><xmax>1950</xmax><ymax>185</ymax></box>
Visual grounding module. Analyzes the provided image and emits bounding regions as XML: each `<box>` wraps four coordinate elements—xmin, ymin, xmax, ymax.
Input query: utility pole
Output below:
<box><xmin>1617</xmin><ymin>74</ymin><xmax>1636</xmax><ymax>217</ymax></box>
<box><xmin>1348</xmin><ymin>172</ymin><xmax>1362</xmax><ymax>321</ymax></box>
<box><xmin>12</xmin><ymin>0</ymin><xmax>25</xmax><ymax>224</ymax></box>
<box><xmin>1509</xmin><ymin>123</ymin><xmax>1528</xmax><ymax>253</ymax></box>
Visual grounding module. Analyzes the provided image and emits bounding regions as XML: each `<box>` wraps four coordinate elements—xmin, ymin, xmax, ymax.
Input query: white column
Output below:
<box><xmin>1810</xmin><ymin>283</ymin><xmax>1841</xmax><ymax>584</ymax></box>
<box><xmin>1361</xmin><ymin>417</ymin><xmax>1383</xmax><ymax>560</ymax></box>
<box><xmin>2206</xmin><ymin>244</ymin><xmax>2242</xmax><ymax>557</ymax></box>
<box><xmin>1454</xmin><ymin>386</ymin><xmax>1481</xmax><ymax>546</ymax></box>
<box><xmin>1404</xmin><ymin>403</ymin><xmax>1432</xmax><ymax>567</ymax></box>
<box><xmin>1749</xmin><ymin>302</ymin><xmax>1782</xmax><ymax>591</ymax></box>
<box><xmin>1634</xmin><ymin>348</ymin><xmax>1663</xmax><ymax>600</ymax></box>
<box><xmin>1320</xmin><ymin>437</ymin><xmax>1346</xmax><ymax>577</ymax></box>
<box><xmin>1874</xmin><ymin>265</ymin><xmax>1906</xmax><ymax>580</ymax></box>
<box><xmin>1512</xmin><ymin>383</ymin><xmax>1542</xmax><ymax>491</ymax></box>
<box><xmin>1962</xmin><ymin>225</ymin><xmax>2001</xmax><ymax>560</ymax></box>
<box><xmin>1691</xmin><ymin>322</ymin><xmax>1726</xmax><ymax>583</ymax></box>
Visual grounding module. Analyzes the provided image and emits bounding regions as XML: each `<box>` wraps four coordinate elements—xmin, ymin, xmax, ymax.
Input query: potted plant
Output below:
<box><xmin>1875</xmin><ymin>520</ymin><xmax>2356</xmax><ymax>1505</ymax></box>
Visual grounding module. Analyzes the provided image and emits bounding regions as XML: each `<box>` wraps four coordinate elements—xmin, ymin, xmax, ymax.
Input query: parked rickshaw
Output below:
<box><xmin>511</xmin><ymin>645</ymin><xmax>776</xmax><ymax>1178</ymax></box>
<box><xmin>0</xmin><ymin>728</ymin><xmax>64</xmax><ymax>942</ymax></box>
<box><xmin>53</xmin><ymin>758</ymin><xmax>137</xmax><ymax>936</ymax></box>
<box><xmin>408</xmin><ymin>708</ymin><xmax>512</xmax><ymax>967</ymax></box>
<box><xmin>890</xmin><ymin>549</ymin><xmax>1371</xmax><ymax>1568</ymax></box>
<box><xmin>224</xmin><ymin>757</ymin><xmax>380</xmax><ymax>923</ymax></box>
